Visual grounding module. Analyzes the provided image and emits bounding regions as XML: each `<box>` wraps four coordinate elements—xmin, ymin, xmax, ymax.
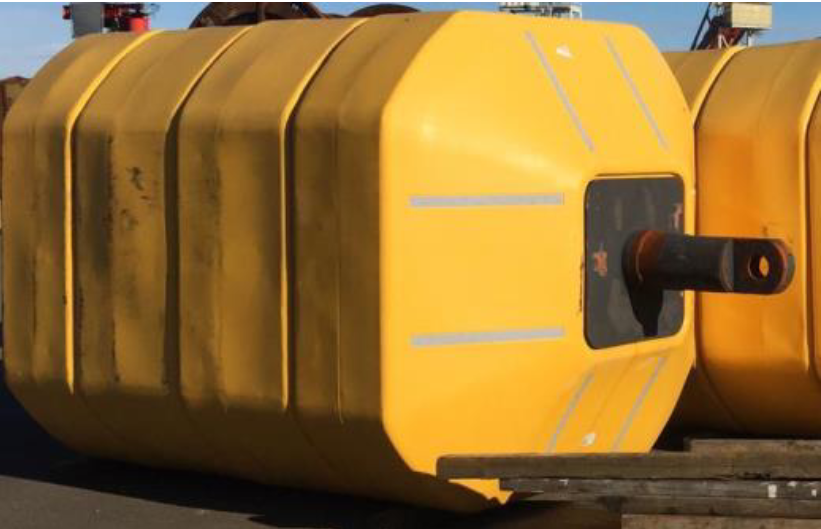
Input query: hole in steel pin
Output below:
<box><xmin>749</xmin><ymin>253</ymin><xmax>770</xmax><ymax>280</ymax></box>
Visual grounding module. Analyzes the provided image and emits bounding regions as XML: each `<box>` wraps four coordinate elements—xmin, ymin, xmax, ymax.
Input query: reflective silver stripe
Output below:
<box><xmin>546</xmin><ymin>372</ymin><xmax>595</xmax><ymax>453</ymax></box>
<box><xmin>409</xmin><ymin>194</ymin><xmax>564</xmax><ymax>208</ymax></box>
<box><xmin>605</xmin><ymin>37</ymin><xmax>669</xmax><ymax>150</ymax></box>
<box><xmin>411</xmin><ymin>327</ymin><xmax>564</xmax><ymax>348</ymax></box>
<box><xmin>611</xmin><ymin>355</ymin><xmax>669</xmax><ymax>452</ymax></box>
<box><xmin>525</xmin><ymin>31</ymin><xmax>595</xmax><ymax>152</ymax></box>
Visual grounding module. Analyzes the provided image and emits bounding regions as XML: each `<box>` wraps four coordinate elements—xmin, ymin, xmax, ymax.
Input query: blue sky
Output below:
<box><xmin>1</xmin><ymin>2</ymin><xmax>820</xmax><ymax>79</ymax></box>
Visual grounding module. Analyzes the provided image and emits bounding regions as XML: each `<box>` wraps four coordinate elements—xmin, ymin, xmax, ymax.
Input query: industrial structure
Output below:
<box><xmin>691</xmin><ymin>2</ymin><xmax>772</xmax><ymax>49</ymax></box>
<box><xmin>62</xmin><ymin>2</ymin><xmax>156</xmax><ymax>37</ymax></box>
<box><xmin>499</xmin><ymin>2</ymin><xmax>582</xmax><ymax>19</ymax></box>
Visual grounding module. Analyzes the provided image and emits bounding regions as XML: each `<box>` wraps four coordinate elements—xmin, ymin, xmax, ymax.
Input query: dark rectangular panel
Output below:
<box><xmin>584</xmin><ymin>177</ymin><xmax>684</xmax><ymax>349</ymax></box>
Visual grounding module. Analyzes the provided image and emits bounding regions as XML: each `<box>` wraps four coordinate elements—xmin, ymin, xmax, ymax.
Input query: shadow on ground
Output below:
<box><xmin>0</xmin><ymin>363</ymin><xmax>618</xmax><ymax>529</ymax></box>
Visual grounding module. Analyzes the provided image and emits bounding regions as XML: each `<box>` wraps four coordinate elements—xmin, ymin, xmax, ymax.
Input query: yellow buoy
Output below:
<box><xmin>666</xmin><ymin>42</ymin><xmax>821</xmax><ymax>436</ymax></box>
<box><xmin>5</xmin><ymin>12</ymin><xmax>698</xmax><ymax>510</ymax></box>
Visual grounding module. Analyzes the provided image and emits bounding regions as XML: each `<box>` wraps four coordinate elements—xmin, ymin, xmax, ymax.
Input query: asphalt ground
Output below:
<box><xmin>0</xmin><ymin>363</ymin><xmax>618</xmax><ymax>529</ymax></box>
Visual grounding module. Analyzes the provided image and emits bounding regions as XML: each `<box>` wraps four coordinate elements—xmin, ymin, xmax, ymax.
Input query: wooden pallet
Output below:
<box><xmin>438</xmin><ymin>440</ymin><xmax>821</xmax><ymax>528</ymax></box>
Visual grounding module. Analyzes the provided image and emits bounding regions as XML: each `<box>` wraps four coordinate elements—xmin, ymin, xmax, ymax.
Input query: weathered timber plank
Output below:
<box><xmin>687</xmin><ymin>439</ymin><xmax>821</xmax><ymax>455</ymax></box>
<box><xmin>622</xmin><ymin>514</ymin><xmax>821</xmax><ymax>529</ymax></box>
<box><xmin>501</xmin><ymin>478</ymin><xmax>821</xmax><ymax>501</ymax></box>
<box><xmin>611</xmin><ymin>497</ymin><xmax>821</xmax><ymax>519</ymax></box>
<box><xmin>437</xmin><ymin>453</ymin><xmax>821</xmax><ymax>480</ymax></box>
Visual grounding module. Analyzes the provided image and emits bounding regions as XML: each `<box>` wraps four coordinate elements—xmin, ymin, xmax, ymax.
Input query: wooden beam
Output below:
<box><xmin>612</xmin><ymin>497</ymin><xmax>821</xmax><ymax>519</ymax></box>
<box><xmin>622</xmin><ymin>515</ymin><xmax>821</xmax><ymax>529</ymax></box>
<box><xmin>686</xmin><ymin>439</ymin><xmax>821</xmax><ymax>455</ymax></box>
<box><xmin>437</xmin><ymin>453</ymin><xmax>821</xmax><ymax>480</ymax></box>
<box><xmin>502</xmin><ymin>478</ymin><xmax>821</xmax><ymax>501</ymax></box>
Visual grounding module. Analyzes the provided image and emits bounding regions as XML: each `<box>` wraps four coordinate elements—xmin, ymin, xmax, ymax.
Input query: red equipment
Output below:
<box><xmin>63</xmin><ymin>3</ymin><xmax>152</xmax><ymax>36</ymax></box>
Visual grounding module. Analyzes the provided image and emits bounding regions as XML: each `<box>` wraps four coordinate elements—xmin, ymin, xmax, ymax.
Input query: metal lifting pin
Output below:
<box><xmin>623</xmin><ymin>230</ymin><xmax>795</xmax><ymax>295</ymax></box>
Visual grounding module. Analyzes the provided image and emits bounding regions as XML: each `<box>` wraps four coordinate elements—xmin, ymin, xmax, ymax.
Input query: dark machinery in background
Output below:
<box><xmin>62</xmin><ymin>2</ymin><xmax>421</xmax><ymax>34</ymax></box>
<box><xmin>691</xmin><ymin>2</ymin><xmax>772</xmax><ymax>49</ymax></box>
<box><xmin>60</xmin><ymin>1</ymin><xmax>775</xmax><ymax>48</ymax></box>
<box><xmin>189</xmin><ymin>2</ymin><xmax>419</xmax><ymax>27</ymax></box>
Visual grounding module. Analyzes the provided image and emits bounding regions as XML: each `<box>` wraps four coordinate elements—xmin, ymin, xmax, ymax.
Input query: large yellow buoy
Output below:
<box><xmin>666</xmin><ymin>42</ymin><xmax>821</xmax><ymax>436</ymax></box>
<box><xmin>4</xmin><ymin>12</ymin><xmax>700</xmax><ymax>510</ymax></box>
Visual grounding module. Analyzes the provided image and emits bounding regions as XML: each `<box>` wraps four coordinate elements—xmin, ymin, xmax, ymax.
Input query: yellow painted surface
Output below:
<box><xmin>0</xmin><ymin>77</ymin><xmax>30</xmax><ymax>207</ymax></box>
<box><xmin>176</xmin><ymin>19</ymin><xmax>363</xmax><ymax>488</ymax></box>
<box><xmin>73</xmin><ymin>27</ymin><xmax>251</xmax><ymax>470</ymax></box>
<box><xmin>4</xmin><ymin>12</ymin><xmax>695</xmax><ymax>511</ymax></box>
<box><xmin>663</xmin><ymin>48</ymin><xmax>741</xmax><ymax>118</ymax></box>
<box><xmin>668</xmin><ymin>42</ymin><xmax>821</xmax><ymax>435</ymax></box>
<box><xmin>3</xmin><ymin>31</ymin><xmax>157</xmax><ymax>459</ymax></box>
